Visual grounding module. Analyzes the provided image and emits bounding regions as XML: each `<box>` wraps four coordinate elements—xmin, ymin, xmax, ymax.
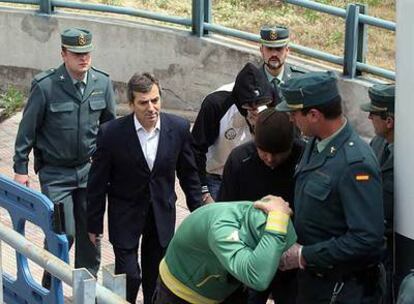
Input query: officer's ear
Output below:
<box><xmin>385</xmin><ymin>115</ymin><xmax>394</xmax><ymax>129</ymax></box>
<box><xmin>285</xmin><ymin>45</ymin><xmax>290</xmax><ymax>55</ymax></box>
<box><xmin>307</xmin><ymin>108</ymin><xmax>321</xmax><ymax>122</ymax></box>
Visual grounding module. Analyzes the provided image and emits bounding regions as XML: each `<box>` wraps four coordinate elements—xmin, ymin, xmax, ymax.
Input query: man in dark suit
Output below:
<box><xmin>87</xmin><ymin>72</ymin><xmax>202</xmax><ymax>303</ymax></box>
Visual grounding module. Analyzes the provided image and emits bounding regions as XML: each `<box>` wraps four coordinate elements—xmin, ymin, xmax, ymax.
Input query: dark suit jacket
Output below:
<box><xmin>87</xmin><ymin>113</ymin><xmax>202</xmax><ymax>248</ymax></box>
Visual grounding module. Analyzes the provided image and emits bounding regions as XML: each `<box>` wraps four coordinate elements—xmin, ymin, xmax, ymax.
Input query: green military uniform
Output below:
<box><xmin>13</xmin><ymin>28</ymin><xmax>116</xmax><ymax>277</ymax></box>
<box><xmin>259</xmin><ymin>26</ymin><xmax>306</xmax><ymax>105</ymax></box>
<box><xmin>277</xmin><ymin>72</ymin><xmax>384</xmax><ymax>303</ymax></box>
<box><xmin>361</xmin><ymin>84</ymin><xmax>395</xmax><ymax>303</ymax></box>
<box><xmin>397</xmin><ymin>271</ymin><xmax>414</xmax><ymax>304</ymax></box>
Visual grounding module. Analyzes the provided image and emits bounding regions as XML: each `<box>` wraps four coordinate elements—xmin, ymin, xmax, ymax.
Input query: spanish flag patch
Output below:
<box><xmin>355</xmin><ymin>174</ymin><xmax>370</xmax><ymax>181</ymax></box>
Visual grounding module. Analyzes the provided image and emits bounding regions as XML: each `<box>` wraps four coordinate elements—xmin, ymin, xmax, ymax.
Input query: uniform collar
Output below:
<box><xmin>263</xmin><ymin>65</ymin><xmax>285</xmax><ymax>84</ymax></box>
<box><xmin>316</xmin><ymin>118</ymin><xmax>347</xmax><ymax>153</ymax></box>
<box><xmin>65</xmin><ymin>67</ymin><xmax>88</xmax><ymax>86</ymax></box>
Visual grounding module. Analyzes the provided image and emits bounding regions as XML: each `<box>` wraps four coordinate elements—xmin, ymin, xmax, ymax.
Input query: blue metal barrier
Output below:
<box><xmin>0</xmin><ymin>175</ymin><xmax>69</xmax><ymax>304</ymax></box>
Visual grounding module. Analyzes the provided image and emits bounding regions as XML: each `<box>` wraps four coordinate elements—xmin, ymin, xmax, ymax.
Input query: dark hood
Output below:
<box><xmin>232</xmin><ymin>62</ymin><xmax>276</xmax><ymax>117</ymax></box>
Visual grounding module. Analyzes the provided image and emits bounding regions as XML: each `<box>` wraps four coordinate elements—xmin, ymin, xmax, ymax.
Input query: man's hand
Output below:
<box><xmin>254</xmin><ymin>195</ymin><xmax>292</xmax><ymax>215</ymax></box>
<box><xmin>246</xmin><ymin>110</ymin><xmax>259</xmax><ymax>131</ymax></box>
<box><xmin>279</xmin><ymin>243</ymin><xmax>305</xmax><ymax>271</ymax></box>
<box><xmin>88</xmin><ymin>233</ymin><xmax>101</xmax><ymax>246</ymax></box>
<box><xmin>14</xmin><ymin>174</ymin><xmax>30</xmax><ymax>187</ymax></box>
<box><xmin>202</xmin><ymin>193</ymin><xmax>215</xmax><ymax>204</ymax></box>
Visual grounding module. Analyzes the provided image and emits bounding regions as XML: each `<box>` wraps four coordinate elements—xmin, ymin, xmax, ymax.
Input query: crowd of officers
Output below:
<box><xmin>11</xmin><ymin>24</ymin><xmax>398</xmax><ymax>304</ymax></box>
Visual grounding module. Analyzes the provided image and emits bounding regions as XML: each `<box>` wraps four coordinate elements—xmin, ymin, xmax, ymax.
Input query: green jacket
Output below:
<box><xmin>295</xmin><ymin>122</ymin><xmax>384</xmax><ymax>272</ymax></box>
<box><xmin>13</xmin><ymin>64</ymin><xmax>116</xmax><ymax>174</ymax></box>
<box><xmin>160</xmin><ymin>202</ymin><xmax>296</xmax><ymax>303</ymax></box>
<box><xmin>370</xmin><ymin>135</ymin><xmax>393</xmax><ymax>237</ymax></box>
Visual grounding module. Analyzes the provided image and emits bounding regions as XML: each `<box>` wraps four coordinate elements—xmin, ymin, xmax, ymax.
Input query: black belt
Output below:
<box><xmin>306</xmin><ymin>264</ymin><xmax>380</xmax><ymax>283</ymax></box>
<box><xmin>206</xmin><ymin>173</ymin><xmax>222</xmax><ymax>180</ymax></box>
<box><xmin>43</xmin><ymin>158</ymin><xmax>91</xmax><ymax>169</ymax></box>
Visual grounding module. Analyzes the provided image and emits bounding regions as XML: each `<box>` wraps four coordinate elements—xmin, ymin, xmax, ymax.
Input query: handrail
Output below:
<box><xmin>0</xmin><ymin>0</ymin><xmax>395</xmax><ymax>80</ymax></box>
<box><xmin>285</xmin><ymin>0</ymin><xmax>395</xmax><ymax>31</ymax></box>
<box><xmin>0</xmin><ymin>222</ymin><xmax>128</xmax><ymax>304</ymax></box>
<box><xmin>51</xmin><ymin>0</ymin><xmax>192</xmax><ymax>26</ymax></box>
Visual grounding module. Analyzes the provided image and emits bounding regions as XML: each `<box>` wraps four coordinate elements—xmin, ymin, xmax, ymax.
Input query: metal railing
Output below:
<box><xmin>0</xmin><ymin>174</ymin><xmax>128</xmax><ymax>303</ymax></box>
<box><xmin>0</xmin><ymin>222</ymin><xmax>128</xmax><ymax>304</ymax></box>
<box><xmin>0</xmin><ymin>0</ymin><xmax>395</xmax><ymax>79</ymax></box>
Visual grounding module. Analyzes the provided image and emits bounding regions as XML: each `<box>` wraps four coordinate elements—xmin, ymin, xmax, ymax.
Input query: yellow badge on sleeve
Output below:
<box><xmin>355</xmin><ymin>174</ymin><xmax>370</xmax><ymax>181</ymax></box>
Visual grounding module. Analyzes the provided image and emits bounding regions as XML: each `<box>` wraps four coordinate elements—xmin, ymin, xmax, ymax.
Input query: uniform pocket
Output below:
<box><xmin>304</xmin><ymin>172</ymin><xmax>332</xmax><ymax>201</ymax></box>
<box><xmin>50</xmin><ymin>102</ymin><xmax>74</xmax><ymax>112</ymax></box>
<box><xmin>89</xmin><ymin>99</ymin><xmax>106</xmax><ymax>127</ymax></box>
<box><xmin>89</xmin><ymin>99</ymin><xmax>106</xmax><ymax>111</ymax></box>
<box><xmin>48</xmin><ymin>102</ymin><xmax>76</xmax><ymax>128</ymax></box>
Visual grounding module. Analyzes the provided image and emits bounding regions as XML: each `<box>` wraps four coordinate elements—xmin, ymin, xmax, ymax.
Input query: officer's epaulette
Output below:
<box><xmin>289</xmin><ymin>65</ymin><xmax>307</xmax><ymax>74</ymax></box>
<box><xmin>344</xmin><ymin>140</ymin><xmax>364</xmax><ymax>164</ymax></box>
<box><xmin>33</xmin><ymin>68</ymin><xmax>56</xmax><ymax>83</ymax></box>
<box><xmin>91</xmin><ymin>66</ymin><xmax>109</xmax><ymax>77</ymax></box>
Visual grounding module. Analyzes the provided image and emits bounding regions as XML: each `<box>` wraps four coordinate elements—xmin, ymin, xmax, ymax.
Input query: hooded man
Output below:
<box><xmin>192</xmin><ymin>63</ymin><xmax>275</xmax><ymax>203</ymax></box>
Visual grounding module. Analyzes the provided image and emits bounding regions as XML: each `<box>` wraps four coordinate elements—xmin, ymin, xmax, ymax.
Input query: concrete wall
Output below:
<box><xmin>0</xmin><ymin>7</ymin><xmax>376</xmax><ymax>137</ymax></box>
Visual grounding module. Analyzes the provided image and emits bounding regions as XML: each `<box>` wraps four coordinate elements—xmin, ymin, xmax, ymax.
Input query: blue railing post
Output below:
<box><xmin>356</xmin><ymin>3</ymin><xmax>368</xmax><ymax>76</ymax></box>
<box><xmin>203</xmin><ymin>0</ymin><xmax>211</xmax><ymax>35</ymax></box>
<box><xmin>343</xmin><ymin>3</ymin><xmax>360</xmax><ymax>78</ymax></box>
<box><xmin>39</xmin><ymin>0</ymin><xmax>53</xmax><ymax>14</ymax></box>
<box><xmin>192</xmin><ymin>0</ymin><xmax>204</xmax><ymax>37</ymax></box>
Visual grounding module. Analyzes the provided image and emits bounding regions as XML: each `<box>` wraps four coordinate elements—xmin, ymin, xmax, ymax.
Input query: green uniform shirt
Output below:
<box><xmin>13</xmin><ymin>64</ymin><xmax>116</xmax><ymax>174</ymax></box>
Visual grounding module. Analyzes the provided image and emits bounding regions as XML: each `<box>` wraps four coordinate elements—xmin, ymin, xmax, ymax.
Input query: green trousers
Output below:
<box><xmin>39</xmin><ymin>163</ymin><xmax>100</xmax><ymax>277</ymax></box>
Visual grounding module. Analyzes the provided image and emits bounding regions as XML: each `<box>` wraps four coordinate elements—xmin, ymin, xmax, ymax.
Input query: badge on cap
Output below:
<box><xmin>254</xmin><ymin>89</ymin><xmax>260</xmax><ymax>97</ymax></box>
<box><xmin>78</xmin><ymin>33</ymin><xmax>86</xmax><ymax>46</ymax></box>
<box><xmin>269</xmin><ymin>29</ymin><xmax>278</xmax><ymax>41</ymax></box>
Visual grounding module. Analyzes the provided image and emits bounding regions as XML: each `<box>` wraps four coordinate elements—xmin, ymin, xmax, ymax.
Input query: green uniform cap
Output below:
<box><xmin>276</xmin><ymin>71</ymin><xmax>339</xmax><ymax>112</ymax></box>
<box><xmin>360</xmin><ymin>84</ymin><xmax>395</xmax><ymax>114</ymax></box>
<box><xmin>61</xmin><ymin>28</ymin><xmax>93</xmax><ymax>53</ymax></box>
<box><xmin>260</xmin><ymin>26</ymin><xmax>289</xmax><ymax>48</ymax></box>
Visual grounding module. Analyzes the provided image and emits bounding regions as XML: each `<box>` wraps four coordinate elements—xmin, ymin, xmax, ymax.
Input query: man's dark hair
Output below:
<box><xmin>301</xmin><ymin>96</ymin><xmax>342</xmax><ymax>119</ymax></box>
<box><xmin>255</xmin><ymin>109</ymin><xmax>294</xmax><ymax>153</ymax></box>
<box><xmin>127</xmin><ymin>72</ymin><xmax>161</xmax><ymax>103</ymax></box>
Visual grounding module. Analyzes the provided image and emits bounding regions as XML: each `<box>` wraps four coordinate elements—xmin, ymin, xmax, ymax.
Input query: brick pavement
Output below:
<box><xmin>0</xmin><ymin>112</ymin><xmax>191</xmax><ymax>303</ymax></box>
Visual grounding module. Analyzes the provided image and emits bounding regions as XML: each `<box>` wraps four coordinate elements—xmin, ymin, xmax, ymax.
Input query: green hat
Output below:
<box><xmin>276</xmin><ymin>71</ymin><xmax>340</xmax><ymax>112</ymax></box>
<box><xmin>260</xmin><ymin>26</ymin><xmax>289</xmax><ymax>48</ymax></box>
<box><xmin>360</xmin><ymin>84</ymin><xmax>395</xmax><ymax>114</ymax></box>
<box><xmin>61</xmin><ymin>28</ymin><xmax>93</xmax><ymax>53</ymax></box>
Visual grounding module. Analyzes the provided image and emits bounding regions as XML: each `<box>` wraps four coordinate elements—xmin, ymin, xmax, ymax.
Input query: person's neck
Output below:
<box><xmin>66</xmin><ymin>68</ymin><xmax>87</xmax><ymax>82</ymax></box>
<box><xmin>139</xmin><ymin>118</ymin><xmax>157</xmax><ymax>133</ymax></box>
<box><xmin>265</xmin><ymin>64</ymin><xmax>283</xmax><ymax>78</ymax></box>
<box><xmin>317</xmin><ymin>116</ymin><xmax>345</xmax><ymax>140</ymax></box>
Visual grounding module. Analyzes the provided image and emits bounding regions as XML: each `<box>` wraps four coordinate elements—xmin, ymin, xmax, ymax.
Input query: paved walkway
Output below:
<box><xmin>0</xmin><ymin>112</ymin><xmax>191</xmax><ymax>303</ymax></box>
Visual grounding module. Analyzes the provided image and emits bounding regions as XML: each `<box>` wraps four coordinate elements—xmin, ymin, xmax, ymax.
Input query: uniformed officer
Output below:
<box><xmin>259</xmin><ymin>26</ymin><xmax>306</xmax><ymax>92</ymax></box>
<box><xmin>275</xmin><ymin>71</ymin><xmax>385</xmax><ymax>303</ymax></box>
<box><xmin>13</xmin><ymin>28</ymin><xmax>116</xmax><ymax>283</ymax></box>
<box><xmin>361</xmin><ymin>84</ymin><xmax>395</xmax><ymax>303</ymax></box>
